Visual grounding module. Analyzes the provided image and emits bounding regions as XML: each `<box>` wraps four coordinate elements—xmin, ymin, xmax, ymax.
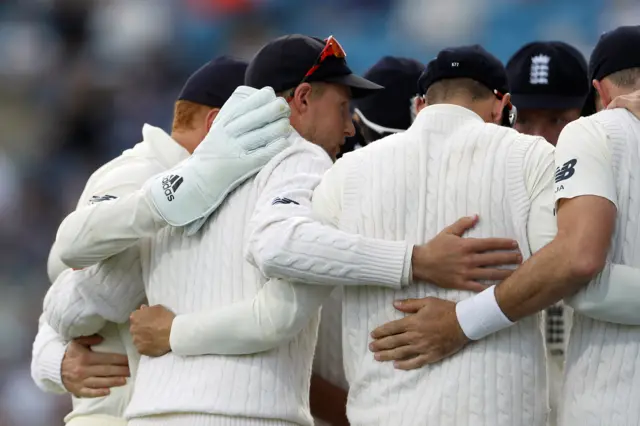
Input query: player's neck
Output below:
<box><xmin>171</xmin><ymin>132</ymin><xmax>198</xmax><ymax>154</ymax></box>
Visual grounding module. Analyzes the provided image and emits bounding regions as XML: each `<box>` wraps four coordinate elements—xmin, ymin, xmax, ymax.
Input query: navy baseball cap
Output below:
<box><xmin>178</xmin><ymin>56</ymin><xmax>248</xmax><ymax>108</ymax></box>
<box><xmin>245</xmin><ymin>34</ymin><xmax>382</xmax><ymax>99</ymax></box>
<box><xmin>582</xmin><ymin>25</ymin><xmax>640</xmax><ymax>116</ymax></box>
<box><xmin>507</xmin><ymin>41</ymin><xmax>588</xmax><ymax>110</ymax></box>
<box><xmin>352</xmin><ymin>56</ymin><xmax>424</xmax><ymax>134</ymax></box>
<box><xmin>418</xmin><ymin>45</ymin><xmax>509</xmax><ymax>97</ymax></box>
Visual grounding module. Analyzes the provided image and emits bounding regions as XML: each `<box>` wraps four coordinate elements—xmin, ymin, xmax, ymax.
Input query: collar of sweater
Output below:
<box><xmin>419</xmin><ymin>103</ymin><xmax>484</xmax><ymax>123</ymax></box>
<box><xmin>141</xmin><ymin>123</ymin><xmax>190</xmax><ymax>169</ymax></box>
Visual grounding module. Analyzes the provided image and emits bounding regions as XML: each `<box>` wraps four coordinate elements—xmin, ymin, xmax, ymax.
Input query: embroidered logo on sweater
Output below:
<box><xmin>89</xmin><ymin>194</ymin><xmax>117</xmax><ymax>204</ymax></box>
<box><xmin>530</xmin><ymin>54</ymin><xmax>551</xmax><ymax>85</ymax></box>
<box><xmin>162</xmin><ymin>174</ymin><xmax>184</xmax><ymax>202</ymax></box>
<box><xmin>555</xmin><ymin>159</ymin><xmax>577</xmax><ymax>183</ymax></box>
<box><xmin>272</xmin><ymin>197</ymin><xmax>299</xmax><ymax>205</ymax></box>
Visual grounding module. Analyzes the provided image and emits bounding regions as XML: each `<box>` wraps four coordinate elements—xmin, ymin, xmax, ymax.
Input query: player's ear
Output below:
<box><xmin>594</xmin><ymin>79</ymin><xmax>612</xmax><ymax>109</ymax></box>
<box><xmin>293</xmin><ymin>83</ymin><xmax>313</xmax><ymax>112</ymax></box>
<box><xmin>492</xmin><ymin>93</ymin><xmax>510</xmax><ymax>125</ymax></box>
<box><xmin>205</xmin><ymin>108</ymin><xmax>220</xmax><ymax>131</ymax></box>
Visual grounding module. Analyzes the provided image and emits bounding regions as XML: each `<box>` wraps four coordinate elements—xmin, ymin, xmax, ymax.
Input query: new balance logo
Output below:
<box><xmin>272</xmin><ymin>197</ymin><xmax>299</xmax><ymax>205</ymax></box>
<box><xmin>555</xmin><ymin>159</ymin><xmax>577</xmax><ymax>183</ymax></box>
<box><xmin>530</xmin><ymin>54</ymin><xmax>551</xmax><ymax>85</ymax></box>
<box><xmin>162</xmin><ymin>174</ymin><xmax>184</xmax><ymax>201</ymax></box>
<box><xmin>89</xmin><ymin>194</ymin><xmax>117</xmax><ymax>204</ymax></box>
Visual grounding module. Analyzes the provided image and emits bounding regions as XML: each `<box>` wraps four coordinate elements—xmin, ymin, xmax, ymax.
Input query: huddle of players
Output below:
<box><xmin>32</xmin><ymin>26</ymin><xmax>640</xmax><ymax>426</ymax></box>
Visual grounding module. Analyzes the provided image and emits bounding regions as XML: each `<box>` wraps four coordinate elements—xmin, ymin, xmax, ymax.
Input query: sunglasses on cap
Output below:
<box><xmin>287</xmin><ymin>36</ymin><xmax>347</xmax><ymax>101</ymax></box>
<box><xmin>494</xmin><ymin>89</ymin><xmax>518</xmax><ymax>128</ymax></box>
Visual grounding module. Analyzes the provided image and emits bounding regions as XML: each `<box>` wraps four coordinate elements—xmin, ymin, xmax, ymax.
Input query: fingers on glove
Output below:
<box><xmin>221</xmin><ymin>87</ymin><xmax>277</xmax><ymax>124</ymax></box>
<box><xmin>235</xmin><ymin>118</ymin><xmax>292</xmax><ymax>153</ymax></box>
<box><xmin>225</xmin><ymin>97</ymin><xmax>291</xmax><ymax>139</ymax></box>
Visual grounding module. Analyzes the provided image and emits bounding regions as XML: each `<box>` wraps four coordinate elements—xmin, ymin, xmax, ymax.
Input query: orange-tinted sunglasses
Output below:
<box><xmin>287</xmin><ymin>36</ymin><xmax>347</xmax><ymax>101</ymax></box>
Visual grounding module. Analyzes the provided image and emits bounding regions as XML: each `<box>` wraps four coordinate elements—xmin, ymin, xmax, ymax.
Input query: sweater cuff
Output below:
<box><xmin>357</xmin><ymin>239</ymin><xmax>410</xmax><ymax>289</ymax></box>
<box><xmin>169</xmin><ymin>314</ymin><xmax>194</xmax><ymax>356</ymax></box>
<box><xmin>37</xmin><ymin>341</ymin><xmax>68</xmax><ymax>393</ymax></box>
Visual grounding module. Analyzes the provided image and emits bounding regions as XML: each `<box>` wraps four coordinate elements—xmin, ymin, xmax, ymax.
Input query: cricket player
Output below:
<box><xmin>351</xmin><ymin>56</ymin><xmax>424</xmax><ymax>144</ymax></box>
<box><xmin>130</xmin><ymin>44</ymin><xmax>534</xmax><ymax>426</ymax></box>
<box><xmin>507</xmin><ymin>41</ymin><xmax>589</xmax><ymax>145</ymax></box>
<box><xmin>506</xmin><ymin>40</ymin><xmax>589</xmax><ymax>423</ymax></box>
<box><xmin>366</xmin><ymin>27</ymin><xmax>640</xmax><ymax>426</ymax></box>
<box><xmin>45</xmin><ymin>35</ymin><xmax>523</xmax><ymax>426</ymax></box>
<box><xmin>32</xmin><ymin>56</ymin><xmax>291</xmax><ymax>426</ymax></box>
<box><xmin>314</xmin><ymin>55</ymin><xmax>425</xmax><ymax>423</ymax></box>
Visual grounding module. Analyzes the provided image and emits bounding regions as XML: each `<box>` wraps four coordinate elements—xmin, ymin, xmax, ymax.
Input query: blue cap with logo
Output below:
<box><xmin>507</xmin><ymin>41</ymin><xmax>588</xmax><ymax>110</ymax></box>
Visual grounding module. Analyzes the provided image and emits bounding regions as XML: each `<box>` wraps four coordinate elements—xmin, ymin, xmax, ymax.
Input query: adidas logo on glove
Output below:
<box><xmin>162</xmin><ymin>174</ymin><xmax>184</xmax><ymax>201</ymax></box>
<box><xmin>145</xmin><ymin>86</ymin><xmax>292</xmax><ymax>228</ymax></box>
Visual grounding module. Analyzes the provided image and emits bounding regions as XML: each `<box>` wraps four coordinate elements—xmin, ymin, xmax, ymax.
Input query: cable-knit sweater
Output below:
<box><xmin>314</xmin><ymin>104</ymin><xmax>553</xmax><ymax>426</ymax></box>
<box><xmin>36</xmin><ymin>124</ymin><xmax>187</xmax><ymax>425</ymax></box>
<box><xmin>124</xmin><ymin>135</ymin><xmax>328</xmax><ymax>426</ymax></box>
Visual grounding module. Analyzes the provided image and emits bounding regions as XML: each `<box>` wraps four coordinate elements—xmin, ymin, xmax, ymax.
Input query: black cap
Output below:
<box><xmin>245</xmin><ymin>34</ymin><xmax>382</xmax><ymax>99</ymax></box>
<box><xmin>507</xmin><ymin>41</ymin><xmax>588</xmax><ymax>110</ymax></box>
<box><xmin>178</xmin><ymin>56</ymin><xmax>248</xmax><ymax>108</ymax></box>
<box><xmin>418</xmin><ymin>45</ymin><xmax>509</xmax><ymax>96</ymax></box>
<box><xmin>582</xmin><ymin>25</ymin><xmax>640</xmax><ymax>116</ymax></box>
<box><xmin>352</xmin><ymin>56</ymin><xmax>424</xmax><ymax>133</ymax></box>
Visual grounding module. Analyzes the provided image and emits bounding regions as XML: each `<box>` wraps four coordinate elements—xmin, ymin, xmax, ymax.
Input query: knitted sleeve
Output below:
<box><xmin>53</xmin><ymin>157</ymin><xmax>167</xmax><ymax>270</ymax></box>
<box><xmin>170</xmin><ymin>278</ymin><xmax>332</xmax><ymax>356</ymax></box>
<box><xmin>43</xmin><ymin>247</ymin><xmax>146</xmax><ymax>340</ymax></box>
<box><xmin>246</xmin><ymin>141</ymin><xmax>410</xmax><ymax>289</ymax></box>
<box><xmin>30</xmin><ymin>313</ymin><xmax>67</xmax><ymax>394</ymax></box>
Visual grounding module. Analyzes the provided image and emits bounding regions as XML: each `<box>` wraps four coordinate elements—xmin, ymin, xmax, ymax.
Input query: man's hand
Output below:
<box><xmin>369</xmin><ymin>298</ymin><xmax>469</xmax><ymax>370</ymax></box>
<box><xmin>412</xmin><ymin>215</ymin><xmax>521</xmax><ymax>292</ymax></box>
<box><xmin>608</xmin><ymin>89</ymin><xmax>640</xmax><ymax>119</ymax></box>
<box><xmin>61</xmin><ymin>334</ymin><xmax>130</xmax><ymax>398</ymax></box>
<box><xmin>129</xmin><ymin>305</ymin><xmax>175</xmax><ymax>357</ymax></box>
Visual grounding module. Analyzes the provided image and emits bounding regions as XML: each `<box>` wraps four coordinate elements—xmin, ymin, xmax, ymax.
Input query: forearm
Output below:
<box><xmin>567</xmin><ymin>262</ymin><xmax>640</xmax><ymax>325</ymax></box>
<box><xmin>57</xmin><ymin>190</ymin><xmax>165</xmax><ymax>269</ymax></box>
<box><xmin>170</xmin><ymin>279</ymin><xmax>331</xmax><ymax>356</ymax></box>
<box><xmin>44</xmin><ymin>248</ymin><xmax>145</xmax><ymax>339</ymax></box>
<box><xmin>495</xmin><ymin>237</ymin><xmax>590</xmax><ymax>321</ymax></box>
<box><xmin>31</xmin><ymin>314</ymin><xmax>67</xmax><ymax>394</ymax></box>
<box><xmin>251</xmin><ymin>219</ymin><xmax>411</xmax><ymax>289</ymax></box>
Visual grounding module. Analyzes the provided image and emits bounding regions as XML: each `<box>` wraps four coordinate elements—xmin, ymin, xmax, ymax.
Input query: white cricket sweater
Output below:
<box><xmin>313</xmin><ymin>287</ymin><xmax>348</xmax><ymax>390</ymax></box>
<box><xmin>560</xmin><ymin>110</ymin><xmax>640</xmax><ymax>426</ymax></box>
<box><xmin>330</xmin><ymin>105</ymin><xmax>552</xmax><ymax>426</ymax></box>
<box><xmin>35</xmin><ymin>124</ymin><xmax>186</xmax><ymax>425</ymax></box>
<box><xmin>125</xmin><ymin>134</ymin><xmax>328</xmax><ymax>426</ymax></box>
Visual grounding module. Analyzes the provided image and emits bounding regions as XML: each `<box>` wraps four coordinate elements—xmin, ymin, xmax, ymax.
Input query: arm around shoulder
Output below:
<box><xmin>44</xmin><ymin>247</ymin><xmax>146</xmax><ymax>340</ymax></box>
<box><xmin>247</xmin><ymin>147</ymin><xmax>411</xmax><ymax>289</ymax></box>
<box><xmin>55</xmin><ymin>159</ymin><xmax>167</xmax><ymax>269</ymax></box>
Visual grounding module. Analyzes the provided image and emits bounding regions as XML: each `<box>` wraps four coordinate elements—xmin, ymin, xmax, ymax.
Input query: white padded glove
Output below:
<box><xmin>145</xmin><ymin>86</ymin><xmax>292</xmax><ymax>228</ymax></box>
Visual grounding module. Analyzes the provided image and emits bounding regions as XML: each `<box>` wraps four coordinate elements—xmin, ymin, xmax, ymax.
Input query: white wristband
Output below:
<box><xmin>455</xmin><ymin>286</ymin><xmax>514</xmax><ymax>340</ymax></box>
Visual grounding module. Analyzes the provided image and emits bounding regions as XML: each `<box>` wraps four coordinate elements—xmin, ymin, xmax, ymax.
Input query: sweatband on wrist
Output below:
<box><xmin>455</xmin><ymin>285</ymin><xmax>514</xmax><ymax>340</ymax></box>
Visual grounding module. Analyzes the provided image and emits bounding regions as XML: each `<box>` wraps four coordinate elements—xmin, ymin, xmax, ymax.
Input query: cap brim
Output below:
<box><xmin>511</xmin><ymin>93</ymin><xmax>587</xmax><ymax>110</ymax></box>
<box><xmin>323</xmin><ymin>73</ymin><xmax>383</xmax><ymax>99</ymax></box>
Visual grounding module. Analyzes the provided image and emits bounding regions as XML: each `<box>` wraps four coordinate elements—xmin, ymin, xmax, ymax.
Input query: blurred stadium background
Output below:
<box><xmin>0</xmin><ymin>0</ymin><xmax>637</xmax><ymax>424</ymax></box>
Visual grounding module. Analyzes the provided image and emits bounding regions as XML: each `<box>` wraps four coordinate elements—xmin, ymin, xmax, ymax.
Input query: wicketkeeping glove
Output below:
<box><xmin>145</xmin><ymin>85</ymin><xmax>292</xmax><ymax>228</ymax></box>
